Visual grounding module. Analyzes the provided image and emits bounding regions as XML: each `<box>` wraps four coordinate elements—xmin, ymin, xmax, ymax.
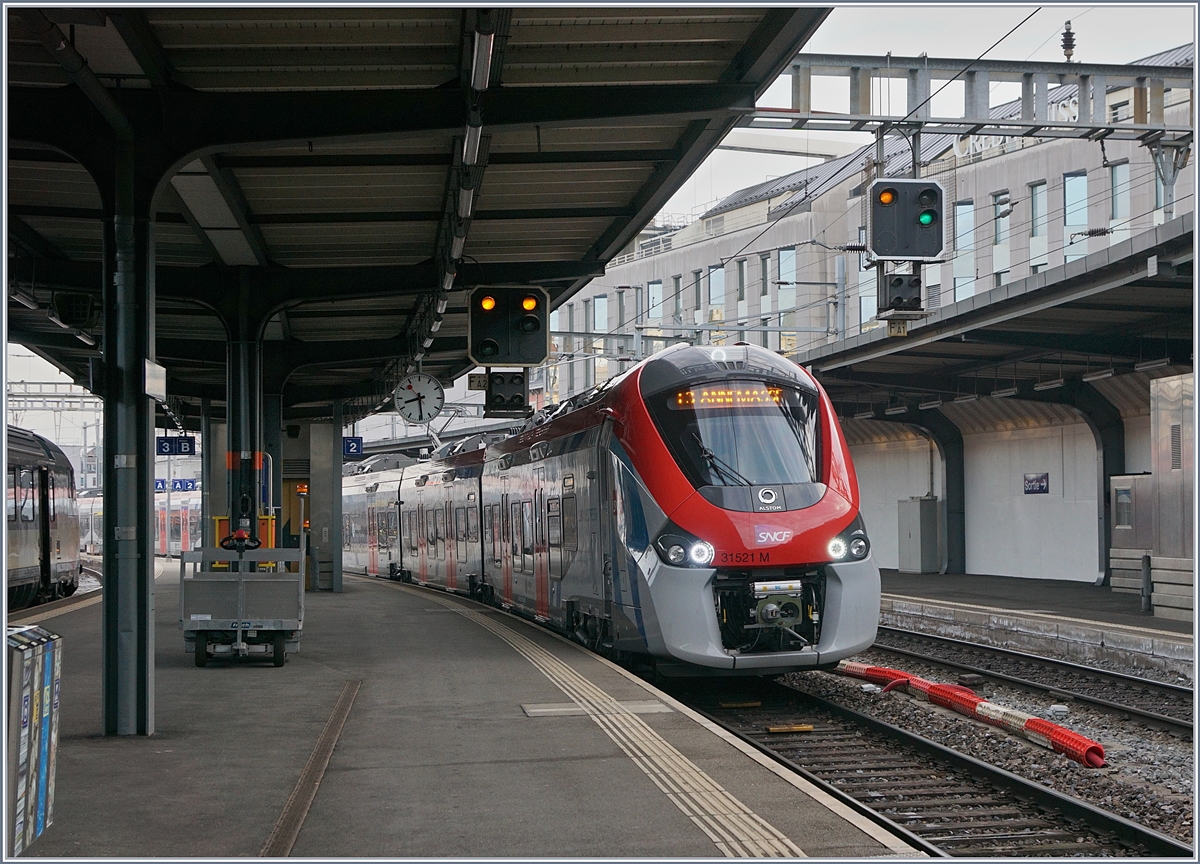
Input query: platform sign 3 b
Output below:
<box><xmin>156</xmin><ymin>436</ymin><xmax>196</xmax><ymax>456</ymax></box>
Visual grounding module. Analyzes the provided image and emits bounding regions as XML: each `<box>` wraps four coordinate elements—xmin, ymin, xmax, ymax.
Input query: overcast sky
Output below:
<box><xmin>660</xmin><ymin>4</ymin><xmax>1197</xmax><ymax>218</ymax></box>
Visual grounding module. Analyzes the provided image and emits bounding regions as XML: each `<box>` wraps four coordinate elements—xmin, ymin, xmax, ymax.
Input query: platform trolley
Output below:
<box><xmin>179</xmin><ymin>545</ymin><xmax>305</xmax><ymax>667</ymax></box>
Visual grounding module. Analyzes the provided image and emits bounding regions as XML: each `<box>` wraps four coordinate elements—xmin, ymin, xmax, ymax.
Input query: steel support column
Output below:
<box><xmin>225</xmin><ymin>270</ymin><xmax>263</xmax><ymax>552</ymax></box>
<box><xmin>102</xmin><ymin>140</ymin><xmax>155</xmax><ymax>736</ymax></box>
<box><xmin>331</xmin><ymin>399</ymin><xmax>343</xmax><ymax>594</ymax></box>
<box><xmin>262</xmin><ymin>393</ymin><xmax>284</xmax><ymax>548</ymax></box>
<box><xmin>912</xmin><ymin>410</ymin><xmax>966</xmax><ymax>574</ymax></box>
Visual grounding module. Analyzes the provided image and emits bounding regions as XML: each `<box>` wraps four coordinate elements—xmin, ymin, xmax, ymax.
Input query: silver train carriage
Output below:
<box><xmin>79</xmin><ymin>488</ymin><xmax>203</xmax><ymax>557</ymax></box>
<box><xmin>344</xmin><ymin>344</ymin><xmax>880</xmax><ymax>677</ymax></box>
<box><xmin>7</xmin><ymin>425</ymin><xmax>81</xmax><ymax>608</ymax></box>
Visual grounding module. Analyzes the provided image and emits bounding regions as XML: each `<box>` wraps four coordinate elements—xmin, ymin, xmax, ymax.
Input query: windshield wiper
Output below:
<box><xmin>692</xmin><ymin>433</ymin><xmax>753</xmax><ymax>486</ymax></box>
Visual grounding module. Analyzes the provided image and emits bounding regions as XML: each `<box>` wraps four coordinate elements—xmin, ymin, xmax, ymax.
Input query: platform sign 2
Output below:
<box><xmin>343</xmin><ymin>437</ymin><xmax>364</xmax><ymax>459</ymax></box>
<box><xmin>171</xmin><ymin>478</ymin><xmax>197</xmax><ymax>492</ymax></box>
<box><xmin>156</xmin><ymin>436</ymin><xmax>196</xmax><ymax>456</ymax></box>
<box><xmin>1023</xmin><ymin>473</ymin><xmax>1049</xmax><ymax>494</ymax></box>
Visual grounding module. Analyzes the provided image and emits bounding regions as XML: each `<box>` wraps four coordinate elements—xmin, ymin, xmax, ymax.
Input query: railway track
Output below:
<box><xmin>668</xmin><ymin>680</ymin><xmax>1192</xmax><ymax>857</ymax></box>
<box><xmin>871</xmin><ymin>627</ymin><xmax>1193</xmax><ymax>735</ymax></box>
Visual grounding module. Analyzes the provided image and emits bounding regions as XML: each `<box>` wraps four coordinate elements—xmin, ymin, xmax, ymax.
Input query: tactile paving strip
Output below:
<box><xmin>413</xmin><ymin>587</ymin><xmax>804</xmax><ymax>858</ymax></box>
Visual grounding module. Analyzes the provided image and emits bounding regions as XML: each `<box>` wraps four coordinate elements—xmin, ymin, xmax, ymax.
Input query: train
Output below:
<box><xmin>78</xmin><ymin>488</ymin><xmax>203</xmax><ymax>557</ymax></box>
<box><xmin>7</xmin><ymin>426</ymin><xmax>81</xmax><ymax>609</ymax></box>
<box><xmin>343</xmin><ymin>343</ymin><xmax>880</xmax><ymax>677</ymax></box>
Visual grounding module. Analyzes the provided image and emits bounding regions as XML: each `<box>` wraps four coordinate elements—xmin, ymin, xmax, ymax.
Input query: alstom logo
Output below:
<box><xmin>755</xmin><ymin>526</ymin><xmax>794</xmax><ymax>546</ymax></box>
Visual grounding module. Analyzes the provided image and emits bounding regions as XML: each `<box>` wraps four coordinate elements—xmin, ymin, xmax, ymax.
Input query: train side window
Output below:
<box><xmin>491</xmin><ymin>504</ymin><xmax>502</xmax><ymax>563</ymax></box>
<box><xmin>455</xmin><ymin>507</ymin><xmax>466</xmax><ymax>542</ymax></box>
<box><xmin>377</xmin><ymin>512</ymin><xmax>389</xmax><ymax>549</ymax></box>
<box><xmin>434</xmin><ymin>508</ymin><xmax>445</xmax><ymax>559</ymax></box>
<box><xmin>522</xmin><ymin>500</ymin><xmax>534</xmax><ymax>556</ymax></box>
<box><xmin>510</xmin><ymin>502</ymin><xmax>522</xmax><ymax>569</ymax></box>
<box><xmin>562</xmin><ymin>494</ymin><xmax>578</xmax><ymax>550</ymax></box>
<box><xmin>48</xmin><ymin>473</ymin><xmax>55</xmax><ymax>522</ymax></box>
<box><xmin>19</xmin><ymin>469</ymin><xmax>36</xmax><ymax>522</ymax></box>
<box><xmin>7</xmin><ymin>468</ymin><xmax>16</xmax><ymax>521</ymax></box>
<box><xmin>547</xmin><ymin>497</ymin><xmax>562</xmax><ymax>546</ymax></box>
<box><xmin>466</xmin><ymin>507</ymin><xmax>479</xmax><ymax>543</ymax></box>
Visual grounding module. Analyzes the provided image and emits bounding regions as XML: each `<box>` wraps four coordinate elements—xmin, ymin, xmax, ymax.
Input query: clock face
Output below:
<box><xmin>394</xmin><ymin>374</ymin><xmax>445</xmax><ymax>424</ymax></box>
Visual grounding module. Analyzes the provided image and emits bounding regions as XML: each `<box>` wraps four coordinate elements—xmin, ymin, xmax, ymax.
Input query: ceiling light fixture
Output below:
<box><xmin>471</xmin><ymin>30</ymin><xmax>494</xmax><ymax>91</ymax></box>
<box><xmin>991</xmin><ymin>386</ymin><xmax>1018</xmax><ymax>398</ymax></box>
<box><xmin>884</xmin><ymin>405</ymin><xmax>908</xmax><ymax>415</ymax></box>
<box><xmin>1033</xmin><ymin>378</ymin><xmax>1064</xmax><ymax>391</ymax></box>
<box><xmin>852</xmin><ymin>409</ymin><xmax>875</xmax><ymax>420</ymax></box>
<box><xmin>918</xmin><ymin>398</ymin><xmax>943</xmax><ymax>410</ymax></box>
<box><xmin>954</xmin><ymin>393</ymin><xmax>978</xmax><ymax>403</ymax></box>
<box><xmin>1134</xmin><ymin>357</ymin><xmax>1170</xmax><ymax>372</ymax></box>
<box><xmin>1081</xmin><ymin>368</ymin><xmax>1114</xmax><ymax>382</ymax></box>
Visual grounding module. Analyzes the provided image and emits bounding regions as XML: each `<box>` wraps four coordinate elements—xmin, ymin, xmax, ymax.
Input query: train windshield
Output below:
<box><xmin>650</xmin><ymin>380</ymin><xmax>820</xmax><ymax>487</ymax></box>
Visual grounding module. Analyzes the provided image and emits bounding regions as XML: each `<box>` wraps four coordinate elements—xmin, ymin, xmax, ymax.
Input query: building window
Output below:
<box><xmin>592</xmin><ymin>295</ymin><xmax>607</xmax><ymax>332</ymax></box>
<box><xmin>954</xmin><ymin>201</ymin><xmax>974</xmax><ymax>252</ymax></box>
<box><xmin>1031</xmin><ymin>263</ymin><xmax>1044</xmax><ymax>274</ymax></box>
<box><xmin>994</xmin><ymin>271</ymin><xmax>1009</xmax><ymax>287</ymax></box>
<box><xmin>672</xmin><ymin>275</ymin><xmax>682</xmax><ymax>315</ymax></box>
<box><xmin>760</xmin><ymin>256</ymin><xmax>770</xmax><ymax>295</ymax></box>
<box><xmin>993</xmin><ymin>193</ymin><xmax>1010</xmax><ymax>244</ymax></box>
<box><xmin>1064</xmin><ymin>172</ymin><xmax>1088</xmax><ymax>262</ymax></box>
<box><xmin>707</xmin><ymin>265</ymin><xmax>725</xmax><ymax>322</ymax></box>
<box><xmin>736</xmin><ymin>260</ymin><xmax>746</xmax><ymax>301</ymax></box>
<box><xmin>1109</xmin><ymin>101</ymin><xmax>1129</xmax><ymax>123</ymax></box>
<box><xmin>647</xmin><ymin>281</ymin><xmax>662</xmax><ymax>320</ymax></box>
<box><xmin>692</xmin><ymin>270</ymin><xmax>702</xmax><ymax>310</ymax></box>
<box><xmin>953</xmin><ymin>276</ymin><xmax>974</xmax><ymax>303</ymax></box>
<box><xmin>760</xmin><ymin>317</ymin><xmax>770</xmax><ymax>347</ymax></box>
<box><xmin>1029</xmin><ymin>182</ymin><xmax>1048</xmax><ymax>237</ymax></box>
<box><xmin>616</xmin><ymin>291</ymin><xmax>625</xmax><ymax>327</ymax></box>
<box><xmin>1110</xmin><ymin>163</ymin><xmax>1130</xmax><ymax>221</ymax></box>
<box><xmin>1063</xmin><ymin>172</ymin><xmax>1087</xmax><ymax>228</ymax></box>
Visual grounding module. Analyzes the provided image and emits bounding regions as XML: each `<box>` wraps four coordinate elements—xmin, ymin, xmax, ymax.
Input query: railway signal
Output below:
<box><xmin>879</xmin><ymin>274</ymin><xmax>924</xmax><ymax>313</ymax></box>
<box><xmin>467</xmin><ymin>286</ymin><xmax>549</xmax><ymax>367</ymax></box>
<box><xmin>483</xmin><ymin>369</ymin><xmax>531</xmax><ymax>418</ymax></box>
<box><xmin>869</xmin><ymin>178</ymin><xmax>944</xmax><ymax>260</ymax></box>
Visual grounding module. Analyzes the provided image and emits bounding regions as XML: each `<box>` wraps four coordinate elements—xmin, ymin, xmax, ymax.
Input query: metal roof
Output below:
<box><xmin>7</xmin><ymin>6</ymin><xmax>831</xmax><ymax>426</ymax></box>
<box><xmin>801</xmin><ymin>213</ymin><xmax>1193</xmax><ymax>432</ymax></box>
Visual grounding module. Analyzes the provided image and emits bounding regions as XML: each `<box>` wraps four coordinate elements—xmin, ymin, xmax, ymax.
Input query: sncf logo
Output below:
<box><xmin>755</xmin><ymin>526</ymin><xmax>794</xmax><ymax>546</ymax></box>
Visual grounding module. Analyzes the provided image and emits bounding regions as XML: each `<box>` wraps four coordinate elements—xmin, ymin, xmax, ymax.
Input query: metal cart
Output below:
<box><xmin>179</xmin><ymin>545</ymin><xmax>305</xmax><ymax>667</ymax></box>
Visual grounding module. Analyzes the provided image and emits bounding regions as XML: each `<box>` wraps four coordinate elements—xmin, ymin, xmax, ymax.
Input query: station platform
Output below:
<box><xmin>11</xmin><ymin>567</ymin><xmax>920</xmax><ymax>859</ymax></box>
<box><xmin>879</xmin><ymin>570</ymin><xmax>1194</xmax><ymax>681</ymax></box>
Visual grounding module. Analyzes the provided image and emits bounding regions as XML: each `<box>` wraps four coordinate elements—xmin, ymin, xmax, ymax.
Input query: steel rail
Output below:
<box><xmin>874</xmin><ymin>626</ymin><xmax>1193</xmax><ymax>735</ymax></box>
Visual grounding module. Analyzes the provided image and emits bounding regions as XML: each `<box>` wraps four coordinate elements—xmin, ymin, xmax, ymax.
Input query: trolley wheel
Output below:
<box><xmin>60</xmin><ymin>579</ymin><xmax>78</xmax><ymax>598</ymax></box>
<box><xmin>194</xmin><ymin>632</ymin><xmax>208</xmax><ymax>667</ymax></box>
<box><xmin>272</xmin><ymin>632</ymin><xmax>286</xmax><ymax>667</ymax></box>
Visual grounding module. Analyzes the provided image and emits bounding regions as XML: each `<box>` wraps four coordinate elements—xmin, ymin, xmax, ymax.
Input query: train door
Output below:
<box><xmin>444</xmin><ymin>501</ymin><xmax>457</xmax><ymax>591</ymax></box>
<box><xmin>532</xmin><ymin>469</ymin><xmax>549</xmax><ymax>619</ymax></box>
<box><xmin>157</xmin><ymin>500</ymin><xmax>167</xmax><ymax>555</ymax></box>
<box><xmin>367</xmin><ymin>504</ymin><xmax>378</xmax><ymax>575</ymax></box>
<box><xmin>181</xmin><ymin>503</ymin><xmax>190</xmax><ymax>552</ymax></box>
<box><xmin>416</xmin><ymin>503</ymin><xmax>428</xmax><ymax>583</ymax></box>
<box><xmin>36</xmin><ymin>467</ymin><xmax>52</xmax><ymax>591</ymax></box>
<box><xmin>500</xmin><ymin>493</ymin><xmax>513</xmax><ymax>605</ymax></box>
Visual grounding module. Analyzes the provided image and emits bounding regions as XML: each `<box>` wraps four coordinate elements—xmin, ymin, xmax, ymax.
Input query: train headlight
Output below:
<box><xmin>689</xmin><ymin>541</ymin><xmax>715</xmax><ymax>566</ymax></box>
<box><xmin>828</xmin><ymin>514</ymin><xmax>870</xmax><ymax>563</ymax></box>
<box><xmin>654</xmin><ymin>521</ymin><xmax>716</xmax><ymax>568</ymax></box>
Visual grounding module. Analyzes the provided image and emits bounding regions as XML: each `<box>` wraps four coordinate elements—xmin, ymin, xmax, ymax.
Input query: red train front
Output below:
<box><xmin>375</xmin><ymin>342</ymin><xmax>879</xmax><ymax>676</ymax></box>
<box><xmin>591</xmin><ymin>342</ymin><xmax>879</xmax><ymax>674</ymax></box>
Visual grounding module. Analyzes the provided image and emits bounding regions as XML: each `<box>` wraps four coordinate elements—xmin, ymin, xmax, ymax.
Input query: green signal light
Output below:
<box><xmin>918</xmin><ymin>210</ymin><xmax>937</xmax><ymax>226</ymax></box>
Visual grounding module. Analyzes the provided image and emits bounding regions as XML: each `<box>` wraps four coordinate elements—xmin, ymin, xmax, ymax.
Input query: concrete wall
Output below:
<box><xmin>963</xmin><ymin>422</ymin><xmax>1101</xmax><ymax>582</ymax></box>
<box><xmin>849</xmin><ymin>437</ymin><xmax>941</xmax><ymax>570</ymax></box>
<box><xmin>308</xmin><ymin>423</ymin><xmax>343</xmax><ymax>588</ymax></box>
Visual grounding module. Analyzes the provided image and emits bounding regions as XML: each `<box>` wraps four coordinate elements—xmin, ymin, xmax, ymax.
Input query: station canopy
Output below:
<box><xmin>7</xmin><ymin>7</ymin><xmax>830</xmax><ymax>425</ymax></box>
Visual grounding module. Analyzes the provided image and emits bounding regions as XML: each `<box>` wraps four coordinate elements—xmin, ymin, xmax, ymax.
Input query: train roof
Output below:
<box><xmin>7</xmin><ymin>424</ymin><xmax>73</xmax><ymax>471</ymax></box>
